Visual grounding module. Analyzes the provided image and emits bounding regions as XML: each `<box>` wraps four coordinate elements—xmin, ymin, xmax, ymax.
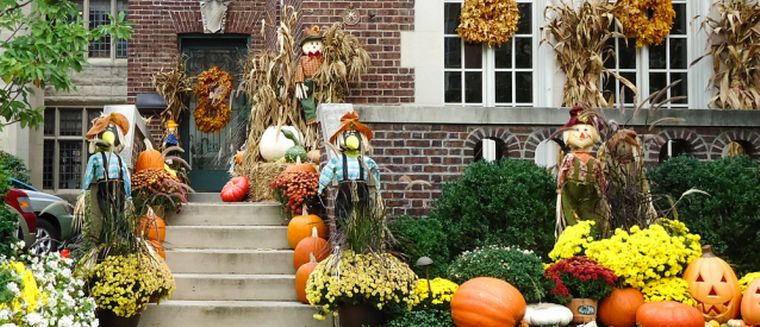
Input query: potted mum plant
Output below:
<box><xmin>545</xmin><ymin>256</ymin><xmax>617</xmax><ymax>323</ymax></box>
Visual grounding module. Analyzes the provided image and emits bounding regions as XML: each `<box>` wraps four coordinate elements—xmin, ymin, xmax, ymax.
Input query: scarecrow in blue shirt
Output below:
<box><xmin>318</xmin><ymin>112</ymin><xmax>380</xmax><ymax>223</ymax></box>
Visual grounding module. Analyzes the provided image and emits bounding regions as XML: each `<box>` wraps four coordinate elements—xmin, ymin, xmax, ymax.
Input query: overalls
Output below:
<box><xmin>90</xmin><ymin>152</ymin><xmax>126</xmax><ymax>240</ymax></box>
<box><xmin>334</xmin><ymin>154</ymin><xmax>372</xmax><ymax>223</ymax></box>
<box><xmin>561</xmin><ymin>157</ymin><xmax>610</xmax><ymax>236</ymax></box>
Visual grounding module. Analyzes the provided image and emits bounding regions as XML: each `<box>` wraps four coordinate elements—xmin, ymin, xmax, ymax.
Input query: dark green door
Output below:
<box><xmin>180</xmin><ymin>36</ymin><xmax>249</xmax><ymax>192</ymax></box>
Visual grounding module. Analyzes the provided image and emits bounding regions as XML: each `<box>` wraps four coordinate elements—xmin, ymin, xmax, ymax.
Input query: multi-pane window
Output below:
<box><xmin>444</xmin><ymin>0</ymin><xmax>534</xmax><ymax>106</ymax></box>
<box><xmin>603</xmin><ymin>0</ymin><xmax>688</xmax><ymax>108</ymax></box>
<box><xmin>79</xmin><ymin>0</ymin><xmax>128</xmax><ymax>59</ymax></box>
<box><xmin>43</xmin><ymin>108</ymin><xmax>103</xmax><ymax>189</ymax></box>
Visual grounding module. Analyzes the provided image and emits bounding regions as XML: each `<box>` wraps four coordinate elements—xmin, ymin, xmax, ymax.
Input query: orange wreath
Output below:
<box><xmin>193</xmin><ymin>66</ymin><xmax>233</xmax><ymax>133</ymax></box>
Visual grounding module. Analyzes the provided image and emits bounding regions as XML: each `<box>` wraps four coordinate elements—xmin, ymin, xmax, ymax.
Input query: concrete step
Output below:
<box><xmin>166</xmin><ymin>226</ymin><xmax>290</xmax><ymax>250</ymax></box>
<box><xmin>169</xmin><ymin>202</ymin><xmax>285</xmax><ymax>226</ymax></box>
<box><xmin>189</xmin><ymin>192</ymin><xmax>224</xmax><ymax>203</ymax></box>
<box><xmin>166</xmin><ymin>249</ymin><xmax>295</xmax><ymax>274</ymax></box>
<box><xmin>172</xmin><ymin>273</ymin><xmax>297</xmax><ymax>301</ymax></box>
<box><xmin>139</xmin><ymin>300</ymin><xmax>333</xmax><ymax>327</ymax></box>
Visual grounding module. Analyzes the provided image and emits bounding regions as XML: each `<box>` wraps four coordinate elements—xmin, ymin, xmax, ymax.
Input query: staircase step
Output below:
<box><xmin>189</xmin><ymin>192</ymin><xmax>224</xmax><ymax>203</ymax></box>
<box><xmin>166</xmin><ymin>249</ymin><xmax>295</xmax><ymax>274</ymax></box>
<box><xmin>173</xmin><ymin>273</ymin><xmax>297</xmax><ymax>301</ymax></box>
<box><xmin>169</xmin><ymin>202</ymin><xmax>285</xmax><ymax>226</ymax></box>
<box><xmin>166</xmin><ymin>226</ymin><xmax>290</xmax><ymax>250</ymax></box>
<box><xmin>139</xmin><ymin>300</ymin><xmax>333</xmax><ymax>327</ymax></box>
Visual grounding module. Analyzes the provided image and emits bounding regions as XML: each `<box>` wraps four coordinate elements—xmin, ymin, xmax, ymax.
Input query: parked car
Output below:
<box><xmin>10</xmin><ymin>178</ymin><xmax>75</xmax><ymax>254</ymax></box>
<box><xmin>4</xmin><ymin>188</ymin><xmax>37</xmax><ymax>248</ymax></box>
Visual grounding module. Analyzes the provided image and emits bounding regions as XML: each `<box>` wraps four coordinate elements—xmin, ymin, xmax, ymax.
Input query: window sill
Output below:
<box><xmin>87</xmin><ymin>58</ymin><xmax>128</xmax><ymax>66</ymax></box>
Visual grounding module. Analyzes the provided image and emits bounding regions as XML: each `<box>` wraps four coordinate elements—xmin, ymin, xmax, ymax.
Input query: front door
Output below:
<box><xmin>180</xmin><ymin>36</ymin><xmax>249</xmax><ymax>192</ymax></box>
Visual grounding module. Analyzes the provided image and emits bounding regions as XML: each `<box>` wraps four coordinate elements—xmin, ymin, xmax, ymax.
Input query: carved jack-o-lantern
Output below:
<box><xmin>741</xmin><ymin>278</ymin><xmax>760</xmax><ymax>325</ymax></box>
<box><xmin>683</xmin><ymin>245</ymin><xmax>741</xmax><ymax>323</ymax></box>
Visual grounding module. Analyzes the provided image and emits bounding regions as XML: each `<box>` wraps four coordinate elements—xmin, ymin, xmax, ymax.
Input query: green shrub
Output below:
<box><xmin>429</xmin><ymin>159</ymin><xmax>556</xmax><ymax>258</ymax></box>
<box><xmin>0</xmin><ymin>151</ymin><xmax>29</xmax><ymax>184</ymax></box>
<box><xmin>388</xmin><ymin>216</ymin><xmax>449</xmax><ymax>277</ymax></box>
<box><xmin>648</xmin><ymin>156</ymin><xmax>760</xmax><ymax>274</ymax></box>
<box><xmin>0</xmin><ymin>155</ymin><xmax>16</xmax><ymax>257</ymax></box>
<box><xmin>384</xmin><ymin>309</ymin><xmax>454</xmax><ymax>327</ymax></box>
<box><xmin>447</xmin><ymin>245</ymin><xmax>550</xmax><ymax>303</ymax></box>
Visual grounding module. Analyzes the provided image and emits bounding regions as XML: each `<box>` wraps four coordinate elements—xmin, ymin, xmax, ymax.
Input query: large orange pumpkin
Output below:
<box><xmin>295</xmin><ymin>253</ymin><xmax>318</xmax><ymax>304</ymax></box>
<box><xmin>683</xmin><ymin>245</ymin><xmax>741</xmax><ymax>323</ymax></box>
<box><xmin>140</xmin><ymin>213</ymin><xmax>166</xmax><ymax>242</ymax></box>
<box><xmin>742</xmin><ymin>278</ymin><xmax>760</xmax><ymax>325</ymax></box>
<box><xmin>450</xmin><ymin>277</ymin><xmax>526</xmax><ymax>327</ymax></box>
<box><xmin>283</xmin><ymin>163</ymin><xmax>317</xmax><ymax>174</ymax></box>
<box><xmin>635</xmin><ymin>301</ymin><xmax>704</xmax><ymax>327</ymax></box>
<box><xmin>293</xmin><ymin>227</ymin><xmax>330</xmax><ymax>269</ymax></box>
<box><xmin>598</xmin><ymin>287</ymin><xmax>645</xmax><ymax>327</ymax></box>
<box><xmin>135</xmin><ymin>140</ymin><xmax>164</xmax><ymax>172</ymax></box>
<box><xmin>148</xmin><ymin>239</ymin><xmax>166</xmax><ymax>259</ymax></box>
<box><xmin>287</xmin><ymin>214</ymin><xmax>326</xmax><ymax>249</ymax></box>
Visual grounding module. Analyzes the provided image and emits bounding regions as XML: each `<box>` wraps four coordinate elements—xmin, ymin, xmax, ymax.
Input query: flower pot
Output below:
<box><xmin>567</xmin><ymin>298</ymin><xmax>597</xmax><ymax>323</ymax></box>
<box><xmin>338</xmin><ymin>304</ymin><xmax>385</xmax><ymax>327</ymax></box>
<box><xmin>96</xmin><ymin>308</ymin><xmax>141</xmax><ymax>327</ymax></box>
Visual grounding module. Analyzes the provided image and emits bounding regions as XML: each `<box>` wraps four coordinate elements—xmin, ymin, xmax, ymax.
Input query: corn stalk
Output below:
<box><xmin>313</xmin><ymin>23</ymin><xmax>371</xmax><ymax>104</ymax></box>
<box><xmin>152</xmin><ymin>55</ymin><xmax>194</xmax><ymax>124</ymax></box>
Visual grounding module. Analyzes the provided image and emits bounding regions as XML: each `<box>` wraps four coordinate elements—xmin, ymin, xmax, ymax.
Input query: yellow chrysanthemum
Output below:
<box><xmin>641</xmin><ymin>277</ymin><xmax>697</xmax><ymax>306</ymax></box>
<box><xmin>411</xmin><ymin>278</ymin><xmax>459</xmax><ymax>310</ymax></box>
<box><xmin>739</xmin><ymin>272</ymin><xmax>760</xmax><ymax>293</ymax></box>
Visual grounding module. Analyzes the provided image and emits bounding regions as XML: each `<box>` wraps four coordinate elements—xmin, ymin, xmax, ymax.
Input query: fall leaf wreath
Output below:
<box><xmin>193</xmin><ymin>66</ymin><xmax>233</xmax><ymax>133</ymax></box>
<box><xmin>457</xmin><ymin>0</ymin><xmax>520</xmax><ymax>47</ymax></box>
<box><xmin>616</xmin><ymin>0</ymin><xmax>675</xmax><ymax>48</ymax></box>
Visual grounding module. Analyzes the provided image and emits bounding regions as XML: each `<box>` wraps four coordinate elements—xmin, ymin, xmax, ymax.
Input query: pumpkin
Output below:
<box><xmin>598</xmin><ymin>287</ymin><xmax>645</xmax><ymax>327</ymax></box>
<box><xmin>235</xmin><ymin>151</ymin><xmax>245</xmax><ymax>165</ymax></box>
<box><xmin>293</xmin><ymin>227</ymin><xmax>330</xmax><ymax>269</ymax></box>
<box><xmin>148</xmin><ymin>239</ymin><xmax>166</xmax><ymax>259</ymax></box>
<box><xmin>635</xmin><ymin>301</ymin><xmax>704</xmax><ymax>327</ymax></box>
<box><xmin>522</xmin><ymin>303</ymin><xmax>572</xmax><ymax>326</ymax></box>
<box><xmin>220</xmin><ymin>176</ymin><xmax>249</xmax><ymax>202</ymax></box>
<box><xmin>283</xmin><ymin>163</ymin><xmax>317</xmax><ymax>174</ymax></box>
<box><xmin>450</xmin><ymin>277</ymin><xmax>526</xmax><ymax>327</ymax></box>
<box><xmin>135</xmin><ymin>140</ymin><xmax>164</xmax><ymax>172</ymax></box>
<box><xmin>307</xmin><ymin>149</ymin><xmax>320</xmax><ymax>164</ymax></box>
<box><xmin>287</xmin><ymin>213</ymin><xmax>326</xmax><ymax>249</ymax></box>
<box><xmin>741</xmin><ymin>278</ymin><xmax>760</xmax><ymax>325</ymax></box>
<box><xmin>683</xmin><ymin>245</ymin><xmax>741</xmax><ymax>323</ymax></box>
<box><xmin>295</xmin><ymin>253</ymin><xmax>318</xmax><ymax>304</ymax></box>
<box><xmin>260</xmin><ymin>126</ymin><xmax>301</xmax><ymax>162</ymax></box>
<box><xmin>140</xmin><ymin>213</ymin><xmax>166</xmax><ymax>242</ymax></box>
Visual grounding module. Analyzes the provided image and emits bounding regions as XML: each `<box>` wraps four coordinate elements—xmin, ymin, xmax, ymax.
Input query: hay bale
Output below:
<box><xmin>241</xmin><ymin>162</ymin><xmax>288</xmax><ymax>202</ymax></box>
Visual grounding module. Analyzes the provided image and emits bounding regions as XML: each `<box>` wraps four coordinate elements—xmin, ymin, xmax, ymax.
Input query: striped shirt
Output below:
<box><xmin>318</xmin><ymin>155</ymin><xmax>380</xmax><ymax>194</ymax></box>
<box><xmin>83</xmin><ymin>151</ymin><xmax>131</xmax><ymax>196</ymax></box>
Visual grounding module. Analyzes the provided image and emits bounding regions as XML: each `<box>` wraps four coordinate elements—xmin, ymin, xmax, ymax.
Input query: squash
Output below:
<box><xmin>522</xmin><ymin>303</ymin><xmax>572</xmax><ymax>326</ymax></box>
<box><xmin>140</xmin><ymin>212</ymin><xmax>166</xmax><ymax>242</ymax></box>
<box><xmin>293</xmin><ymin>227</ymin><xmax>330</xmax><ymax>269</ymax></box>
<box><xmin>220</xmin><ymin>176</ymin><xmax>249</xmax><ymax>202</ymax></box>
<box><xmin>727</xmin><ymin>319</ymin><xmax>746</xmax><ymax>327</ymax></box>
<box><xmin>295</xmin><ymin>253</ymin><xmax>318</xmax><ymax>304</ymax></box>
<box><xmin>635</xmin><ymin>301</ymin><xmax>703</xmax><ymax>327</ymax></box>
<box><xmin>451</xmin><ymin>277</ymin><xmax>526</xmax><ymax>327</ymax></box>
<box><xmin>283</xmin><ymin>163</ymin><xmax>317</xmax><ymax>174</ymax></box>
<box><xmin>281</xmin><ymin>129</ymin><xmax>308</xmax><ymax>163</ymax></box>
<box><xmin>235</xmin><ymin>150</ymin><xmax>245</xmax><ymax>165</ymax></box>
<box><xmin>598</xmin><ymin>287</ymin><xmax>645</xmax><ymax>327</ymax></box>
<box><xmin>741</xmin><ymin>278</ymin><xmax>760</xmax><ymax>325</ymax></box>
<box><xmin>260</xmin><ymin>126</ymin><xmax>301</xmax><ymax>162</ymax></box>
<box><xmin>307</xmin><ymin>149</ymin><xmax>320</xmax><ymax>164</ymax></box>
<box><xmin>135</xmin><ymin>139</ymin><xmax>164</xmax><ymax>172</ymax></box>
<box><xmin>287</xmin><ymin>213</ymin><xmax>326</xmax><ymax>249</ymax></box>
<box><xmin>683</xmin><ymin>245</ymin><xmax>741</xmax><ymax>323</ymax></box>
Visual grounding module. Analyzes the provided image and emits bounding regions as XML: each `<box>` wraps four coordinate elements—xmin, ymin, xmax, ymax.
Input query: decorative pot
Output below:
<box><xmin>567</xmin><ymin>298</ymin><xmax>597</xmax><ymax>323</ymax></box>
<box><xmin>96</xmin><ymin>308</ymin><xmax>141</xmax><ymax>327</ymax></box>
<box><xmin>338</xmin><ymin>304</ymin><xmax>384</xmax><ymax>327</ymax></box>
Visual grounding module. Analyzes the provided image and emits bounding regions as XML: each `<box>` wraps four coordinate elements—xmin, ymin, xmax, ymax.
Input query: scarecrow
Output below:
<box><xmin>81</xmin><ymin>112</ymin><xmax>132</xmax><ymax>240</ymax></box>
<box><xmin>318</xmin><ymin>112</ymin><xmax>380</xmax><ymax>223</ymax></box>
<box><xmin>556</xmin><ymin>105</ymin><xmax>610</xmax><ymax>237</ymax></box>
<box><xmin>162</xmin><ymin>119</ymin><xmax>180</xmax><ymax>149</ymax></box>
<box><xmin>294</xmin><ymin>25</ymin><xmax>324</xmax><ymax>125</ymax></box>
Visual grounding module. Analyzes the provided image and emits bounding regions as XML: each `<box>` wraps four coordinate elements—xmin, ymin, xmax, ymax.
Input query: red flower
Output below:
<box><xmin>60</xmin><ymin>249</ymin><xmax>70</xmax><ymax>258</ymax></box>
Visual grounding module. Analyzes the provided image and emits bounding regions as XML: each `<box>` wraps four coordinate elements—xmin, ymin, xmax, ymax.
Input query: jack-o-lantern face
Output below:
<box><xmin>741</xmin><ymin>278</ymin><xmax>760</xmax><ymax>325</ymax></box>
<box><xmin>563</xmin><ymin>123</ymin><xmax>600</xmax><ymax>152</ymax></box>
<box><xmin>683</xmin><ymin>245</ymin><xmax>741</xmax><ymax>323</ymax></box>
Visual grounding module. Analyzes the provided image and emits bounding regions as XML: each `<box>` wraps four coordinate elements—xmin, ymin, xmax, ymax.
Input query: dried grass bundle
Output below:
<box><xmin>152</xmin><ymin>55</ymin><xmax>194</xmax><ymax>123</ymax></box>
<box><xmin>544</xmin><ymin>0</ymin><xmax>636</xmax><ymax>108</ymax></box>
<box><xmin>701</xmin><ymin>0</ymin><xmax>760</xmax><ymax>109</ymax></box>
<box><xmin>242</xmin><ymin>161</ymin><xmax>288</xmax><ymax>201</ymax></box>
<box><xmin>313</xmin><ymin>23</ymin><xmax>371</xmax><ymax>104</ymax></box>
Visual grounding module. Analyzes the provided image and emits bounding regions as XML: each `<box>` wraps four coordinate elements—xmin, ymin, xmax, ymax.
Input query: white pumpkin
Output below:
<box><xmin>523</xmin><ymin>303</ymin><xmax>573</xmax><ymax>327</ymax></box>
<box><xmin>259</xmin><ymin>126</ymin><xmax>301</xmax><ymax>162</ymax></box>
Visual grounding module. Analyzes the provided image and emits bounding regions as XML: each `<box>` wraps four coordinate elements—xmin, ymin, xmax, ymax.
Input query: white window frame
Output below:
<box><xmin>79</xmin><ymin>0</ymin><xmax>128</xmax><ymax>62</ymax></box>
<box><xmin>42</xmin><ymin>107</ymin><xmax>102</xmax><ymax>191</ymax></box>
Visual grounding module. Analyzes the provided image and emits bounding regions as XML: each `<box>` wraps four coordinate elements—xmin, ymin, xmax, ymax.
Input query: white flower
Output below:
<box><xmin>6</xmin><ymin>282</ymin><xmax>19</xmax><ymax>293</ymax></box>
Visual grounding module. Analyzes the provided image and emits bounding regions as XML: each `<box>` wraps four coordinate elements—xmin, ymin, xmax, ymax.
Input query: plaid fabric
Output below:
<box><xmin>295</xmin><ymin>55</ymin><xmax>323</xmax><ymax>83</ymax></box>
<box><xmin>318</xmin><ymin>155</ymin><xmax>380</xmax><ymax>194</ymax></box>
<box><xmin>83</xmin><ymin>151</ymin><xmax>131</xmax><ymax>196</ymax></box>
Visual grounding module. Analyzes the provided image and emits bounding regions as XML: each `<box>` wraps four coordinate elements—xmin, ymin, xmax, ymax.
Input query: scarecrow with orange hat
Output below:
<box><xmin>556</xmin><ymin>105</ymin><xmax>610</xmax><ymax>237</ymax></box>
<box><xmin>162</xmin><ymin>119</ymin><xmax>180</xmax><ymax>149</ymax></box>
<box><xmin>295</xmin><ymin>25</ymin><xmax>324</xmax><ymax>125</ymax></box>
<box><xmin>318</xmin><ymin>112</ymin><xmax>380</xmax><ymax>222</ymax></box>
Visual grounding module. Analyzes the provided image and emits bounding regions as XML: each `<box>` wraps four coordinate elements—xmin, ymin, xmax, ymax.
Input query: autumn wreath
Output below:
<box><xmin>193</xmin><ymin>66</ymin><xmax>233</xmax><ymax>133</ymax></box>
<box><xmin>616</xmin><ymin>0</ymin><xmax>675</xmax><ymax>48</ymax></box>
<box><xmin>457</xmin><ymin>0</ymin><xmax>520</xmax><ymax>47</ymax></box>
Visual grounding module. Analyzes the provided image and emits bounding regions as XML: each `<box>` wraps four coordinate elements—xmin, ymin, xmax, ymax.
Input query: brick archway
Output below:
<box><xmin>524</xmin><ymin>128</ymin><xmax>560</xmax><ymax>160</ymax></box>
<box><xmin>647</xmin><ymin>128</ymin><xmax>709</xmax><ymax>161</ymax></box>
<box><xmin>710</xmin><ymin>129</ymin><xmax>760</xmax><ymax>160</ymax></box>
<box><xmin>463</xmin><ymin>127</ymin><xmax>522</xmax><ymax>159</ymax></box>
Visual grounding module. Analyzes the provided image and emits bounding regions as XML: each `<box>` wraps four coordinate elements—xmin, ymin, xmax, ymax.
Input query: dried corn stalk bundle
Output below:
<box><xmin>702</xmin><ymin>0</ymin><xmax>760</xmax><ymax>110</ymax></box>
<box><xmin>152</xmin><ymin>55</ymin><xmax>194</xmax><ymax>123</ymax></box>
<box><xmin>313</xmin><ymin>23</ymin><xmax>371</xmax><ymax>104</ymax></box>
<box><xmin>544</xmin><ymin>0</ymin><xmax>636</xmax><ymax>108</ymax></box>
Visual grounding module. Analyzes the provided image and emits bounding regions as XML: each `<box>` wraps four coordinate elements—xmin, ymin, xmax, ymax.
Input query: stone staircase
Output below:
<box><xmin>139</xmin><ymin>193</ymin><xmax>333</xmax><ymax>327</ymax></box>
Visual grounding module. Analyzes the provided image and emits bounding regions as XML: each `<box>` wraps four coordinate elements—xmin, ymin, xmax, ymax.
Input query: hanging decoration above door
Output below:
<box><xmin>193</xmin><ymin>66</ymin><xmax>232</xmax><ymax>133</ymax></box>
<box><xmin>200</xmin><ymin>0</ymin><xmax>231</xmax><ymax>33</ymax></box>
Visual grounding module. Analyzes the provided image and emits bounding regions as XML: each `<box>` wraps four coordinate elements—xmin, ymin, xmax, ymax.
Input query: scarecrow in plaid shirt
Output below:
<box><xmin>295</xmin><ymin>25</ymin><xmax>324</xmax><ymax>125</ymax></box>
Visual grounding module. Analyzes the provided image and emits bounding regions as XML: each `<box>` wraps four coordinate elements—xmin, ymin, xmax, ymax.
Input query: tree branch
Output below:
<box><xmin>0</xmin><ymin>0</ymin><xmax>33</xmax><ymax>20</ymax></box>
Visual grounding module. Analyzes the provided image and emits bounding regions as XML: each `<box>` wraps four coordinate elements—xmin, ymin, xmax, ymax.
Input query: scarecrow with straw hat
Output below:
<box><xmin>556</xmin><ymin>105</ymin><xmax>611</xmax><ymax>238</ymax></box>
<box><xmin>162</xmin><ymin>119</ymin><xmax>180</xmax><ymax>149</ymax></box>
<box><xmin>295</xmin><ymin>25</ymin><xmax>324</xmax><ymax>125</ymax></box>
<box><xmin>318</xmin><ymin>112</ymin><xmax>380</xmax><ymax>223</ymax></box>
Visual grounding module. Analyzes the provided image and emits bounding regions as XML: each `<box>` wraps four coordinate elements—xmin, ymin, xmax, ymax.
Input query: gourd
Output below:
<box><xmin>450</xmin><ymin>277</ymin><xmax>527</xmax><ymax>327</ymax></box>
<box><xmin>283</xmin><ymin>163</ymin><xmax>317</xmax><ymax>174</ymax></box>
<box><xmin>295</xmin><ymin>253</ymin><xmax>317</xmax><ymax>304</ymax></box>
<box><xmin>683</xmin><ymin>245</ymin><xmax>741</xmax><ymax>323</ymax></box>
<box><xmin>260</xmin><ymin>126</ymin><xmax>301</xmax><ymax>162</ymax></box>
<box><xmin>307</xmin><ymin>149</ymin><xmax>320</xmax><ymax>164</ymax></box>
<box><xmin>741</xmin><ymin>278</ymin><xmax>760</xmax><ymax>325</ymax></box>
<box><xmin>281</xmin><ymin>129</ymin><xmax>308</xmax><ymax>163</ymax></box>
<box><xmin>635</xmin><ymin>301</ymin><xmax>703</xmax><ymax>327</ymax></box>
<box><xmin>287</xmin><ymin>213</ymin><xmax>326</xmax><ymax>249</ymax></box>
<box><xmin>136</xmin><ymin>139</ymin><xmax>165</xmax><ymax>172</ymax></box>
<box><xmin>293</xmin><ymin>227</ymin><xmax>330</xmax><ymax>269</ymax></box>
<box><xmin>220</xmin><ymin>176</ymin><xmax>249</xmax><ymax>202</ymax></box>
<box><xmin>598</xmin><ymin>287</ymin><xmax>645</xmax><ymax>327</ymax></box>
<box><xmin>522</xmin><ymin>303</ymin><xmax>572</xmax><ymax>326</ymax></box>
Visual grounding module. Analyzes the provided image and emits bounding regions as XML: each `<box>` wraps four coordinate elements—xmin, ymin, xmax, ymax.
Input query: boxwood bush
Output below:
<box><xmin>384</xmin><ymin>309</ymin><xmax>454</xmax><ymax>327</ymax></box>
<box><xmin>0</xmin><ymin>150</ymin><xmax>30</xmax><ymax>183</ymax></box>
<box><xmin>648</xmin><ymin>156</ymin><xmax>760</xmax><ymax>274</ymax></box>
<box><xmin>388</xmin><ymin>216</ymin><xmax>449</xmax><ymax>277</ymax></box>
<box><xmin>429</xmin><ymin>159</ymin><xmax>556</xmax><ymax>259</ymax></box>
